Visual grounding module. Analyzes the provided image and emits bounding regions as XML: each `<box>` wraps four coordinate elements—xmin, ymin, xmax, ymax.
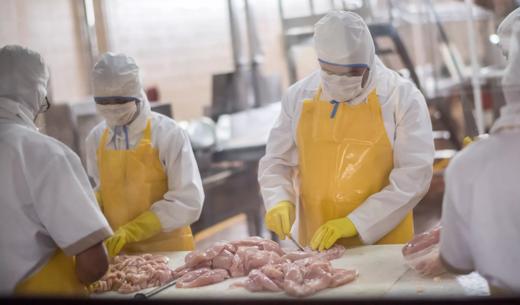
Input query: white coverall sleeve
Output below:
<box><xmin>348</xmin><ymin>88</ymin><xmax>435</xmax><ymax>244</ymax></box>
<box><xmin>439</xmin><ymin>163</ymin><xmax>474</xmax><ymax>273</ymax></box>
<box><xmin>28</xmin><ymin>145</ymin><xmax>112</xmax><ymax>256</ymax></box>
<box><xmin>85</xmin><ymin>128</ymin><xmax>101</xmax><ymax>191</ymax></box>
<box><xmin>152</xmin><ymin>127</ymin><xmax>204</xmax><ymax>232</ymax></box>
<box><xmin>258</xmin><ymin>91</ymin><xmax>299</xmax><ymax>210</ymax></box>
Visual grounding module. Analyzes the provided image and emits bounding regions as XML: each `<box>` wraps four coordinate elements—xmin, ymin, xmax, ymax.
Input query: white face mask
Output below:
<box><xmin>320</xmin><ymin>70</ymin><xmax>364</xmax><ymax>102</ymax></box>
<box><xmin>96</xmin><ymin>102</ymin><xmax>138</xmax><ymax>127</ymax></box>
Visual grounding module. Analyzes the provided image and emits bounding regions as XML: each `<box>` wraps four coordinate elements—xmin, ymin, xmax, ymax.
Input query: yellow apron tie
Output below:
<box><xmin>297</xmin><ymin>88</ymin><xmax>414</xmax><ymax>247</ymax></box>
<box><xmin>97</xmin><ymin>119</ymin><xmax>194</xmax><ymax>252</ymax></box>
<box><xmin>15</xmin><ymin>250</ymin><xmax>87</xmax><ymax>296</ymax></box>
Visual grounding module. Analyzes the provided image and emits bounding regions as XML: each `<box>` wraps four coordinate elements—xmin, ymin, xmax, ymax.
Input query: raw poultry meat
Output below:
<box><xmin>237</xmin><ymin>249</ymin><xmax>358</xmax><ymax>297</ymax></box>
<box><xmin>402</xmin><ymin>226</ymin><xmax>445</xmax><ymax>276</ymax></box>
<box><xmin>402</xmin><ymin>226</ymin><xmax>441</xmax><ymax>256</ymax></box>
<box><xmin>176</xmin><ymin>268</ymin><xmax>230</xmax><ymax>288</ymax></box>
<box><xmin>174</xmin><ymin>237</ymin><xmax>358</xmax><ymax>297</ymax></box>
<box><xmin>90</xmin><ymin>254</ymin><xmax>174</xmax><ymax>294</ymax></box>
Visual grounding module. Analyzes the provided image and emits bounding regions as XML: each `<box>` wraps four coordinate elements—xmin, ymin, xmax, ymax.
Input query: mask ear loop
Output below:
<box><xmin>361</xmin><ymin>68</ymin><xmax>370</xmax><ymax>88</ymax></box>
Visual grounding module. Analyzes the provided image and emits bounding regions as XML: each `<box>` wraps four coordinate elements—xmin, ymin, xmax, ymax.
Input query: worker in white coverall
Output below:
<box><xmin>438</xmin><ymin>10</ymin><xmax>520</xmax><ymax>295</ymax></box>
<box><xmin>259</xmin><ymin>11</ymin><xmax>435</xmax><ymax>251</ymax></box>
<box><xmin>0</xmin><ymin>45</ymin><xmax>112</xmax><ymax>295</ymax></box>
<box><xmin>85</xmin><ymin>53</ymin><xmax>204</xmax><ymax>257</ymax></box>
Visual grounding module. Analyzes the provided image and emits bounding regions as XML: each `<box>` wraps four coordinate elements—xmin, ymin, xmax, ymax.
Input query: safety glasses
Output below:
<box><xmin>94</xmin><ymin>96</ymin><xmax>141</xmax><ymax>105</ymax></box>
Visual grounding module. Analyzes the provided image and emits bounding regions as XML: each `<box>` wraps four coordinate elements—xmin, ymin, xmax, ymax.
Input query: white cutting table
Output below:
<box><xmin>97</xmin><ymin>245</ymin><xmax>489</xmax><ymax>300</ymax></box>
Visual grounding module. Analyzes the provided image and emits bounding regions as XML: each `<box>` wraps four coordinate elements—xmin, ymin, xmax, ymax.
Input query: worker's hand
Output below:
<box><xmin>311</xmin><ymin>217</ymin><xmax>357</xmax><ymax>251</ymax></box>
<box><xmin>463</xmin><ymin>136</ymin><xmax>473</xmax><ymax>148</ymax></box>
<box><xmin>264</xmin><ymin>201</ymin><xmax>295</xmax><ymax>240</ymax></box>
<box><xmin>104</xmin><ymin>210</ymin><xmax>162</xmax><ymax>257</ymax></box>
<box><xmin>415</xmin><ymin>254</ymin><xmax>446</xmax><ymax>277</ymax></box>
<box><xmin>104</xmin><ymin>231</ymin><xmax>127</xmax><ymax>258</ymax></box>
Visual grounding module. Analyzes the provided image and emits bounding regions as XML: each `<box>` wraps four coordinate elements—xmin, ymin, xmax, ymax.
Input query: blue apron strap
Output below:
<box><xmin>330</xmin><ymin>100</ymin><xmax>340</xmax><ymax>119</ymax></box>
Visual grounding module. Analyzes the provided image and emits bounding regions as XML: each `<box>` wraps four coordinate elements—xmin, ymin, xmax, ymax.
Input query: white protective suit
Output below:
<box><xmin>85</xmin><ymin>53</ymin><xmax>204</xmax><ymax>232</ymax></box>
<box><xmin>440</xmin><ymin>21</ymin><xmax>520</xmax><ymax>293</ymax></box>
<box><xmin>497</xmin><ymin>7</ymin><xmax>520</xmax><ymax>58</ymax></box>
<box><xmin>0</xmin><ymin>45</ymin><xmax>112</xmax><ymax>293</ymax></box>
<box><xmin>258</xmin><ymin>11</ymin><xmax>434</xmax><ymax>245</ymax></box>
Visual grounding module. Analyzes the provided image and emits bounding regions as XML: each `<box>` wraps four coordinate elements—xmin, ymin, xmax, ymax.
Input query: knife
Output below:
<box><xmin>287</xmin><ymin>234</ymin><xmax>305</xmax><ymax>251</ymax></box>
<box><xmin>134</xmin><ymin>279</ymin><xmax>177</xmax><ymax>299</ymax></box>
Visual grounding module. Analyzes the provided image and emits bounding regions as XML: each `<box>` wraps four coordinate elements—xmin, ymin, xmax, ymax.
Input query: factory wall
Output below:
<box><xmin>0</xmin><ymin>0</ymin><xmax>291</xmax><ymax>121</ymax></box>
<box><xmin>0</xmin><ymin>0</ymin><xmax>92</xmax><ymax>103</ymax></box>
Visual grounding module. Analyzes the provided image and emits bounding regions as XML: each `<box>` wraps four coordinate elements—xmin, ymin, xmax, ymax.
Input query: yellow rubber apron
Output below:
<box><xmin>297</xmin><ymin>88</ymin><xmax>413</xmax><ymax>247</ymax></box>
<box><xmin>97</xmin><ymin>119</ymin><xmax>194</xmax><ymax>252</ymax></box>
<box><xmin>16</xmin><ymin>251</ymin><xmax>87</xmax><ymax>296</ymax></box>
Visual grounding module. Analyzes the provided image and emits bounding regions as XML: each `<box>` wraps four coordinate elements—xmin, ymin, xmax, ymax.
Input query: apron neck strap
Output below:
<box><xmin>141</xmin><ymin>119</ymin><xmax>152</xmax><ymax>145</ymax></box>
<box><xmin>314</xmin><ymin>86</ymin><xmax>324</xmax><ymax>102</ymax></box>
<box><xmin>98</xmin><ymin>119</ymin><xmax>152</xmax><ymax>151</ymax></box>
<box><xmin>99</xmin><ymin>128</ymin><xmax>110</xmax><ymax>152</ymax></box>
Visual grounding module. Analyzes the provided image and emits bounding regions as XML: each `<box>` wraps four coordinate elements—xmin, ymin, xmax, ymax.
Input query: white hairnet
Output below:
<box><xmin>314</xmin><ymin>10</ymin><xmax>375</xmax><ymax>67</ymax></box>
<box><xmin>314</xmin><ymin>10</ymin><xmax>376</xmax><ymax>104</ymax></box>
<box><xmin>502</xmin><ymin>22</ymin><xmax>520</xmax><ymax>105</ymax></box>
<box><xmin>498</xmin><ymin>7</ymin><xmax>520</xmax><ymax>57</ymax></box>
<box><xmin>92</xmin><ymin>52</ymin><xmax>146</xmax><ymax>101</ymax></box>
<box><xmin>0</xmin><ymin>45</ymin><xmax>49</xmax><ymax>122</ymax></box>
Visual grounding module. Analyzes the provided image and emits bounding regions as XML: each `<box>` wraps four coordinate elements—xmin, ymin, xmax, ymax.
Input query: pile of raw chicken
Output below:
<box><xmin>92</xmin><ymin>237</ymin><xmax>358</xmax><ymax>297</ymax></box>
<box><xmin>90</xmin><ymin>254</ymin><xmax>175</xmax><ymax>294</ymax></box>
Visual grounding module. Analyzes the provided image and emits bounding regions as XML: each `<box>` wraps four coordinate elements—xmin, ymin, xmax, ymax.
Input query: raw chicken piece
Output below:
<box><xmin>282</xmin><ymin>250</ymin><xmax>316</xmax><ymax>262</ymax></box>
<box><xmin>318</xmin><ymin>245</ymin><xmax>346</xmax><ymax>261</ymax></box>
<box><xmin>242</xmin><ymin>248</ymin><xmax>283</xmax><ymax>272</ymax></box>
<box><xmin>212</xmin><ymin>249</ymin><xmax>235</xmax><ymax>270</ymax></box>
<box><xmin>402</xmin><ymin>226</ymin><xmax>441</xmax><ymax>256</ymax></box>
<box><xmin>91</xmin><ymin>254</ymin><xmax>175</xmax><ymax>294</ymax></box>
<box><xmin>284</xmin><ymin>261</ymin><xmax>333</xmax><ymax>297</ymax></box>
<box><xmin>235</xmin><ymin>269</ymin><xmax>283</xmax><ymax>292</ymax></box>
<box><xmin>230</xmin><ymin>237</ymin><xmax>285</xmax><ymax>255</ymax></box>
<box><xmin>330</xmin><ymin>269</ymin><xmax>358</xmax><ymax>288</ymax></box>
<box><xmin>260</xmin><ymin>264</ymin><xmax>285</xmax><ymax>287</ymax></box>
<box><xmin>402</xmin><ymin>226</ymin><xmax>445</xmax><ymax>277</ymax></box>
<box><xmin>176</xmin><ymin>268</ymin><xmax>230</xmax><ymax>288</ymax></box>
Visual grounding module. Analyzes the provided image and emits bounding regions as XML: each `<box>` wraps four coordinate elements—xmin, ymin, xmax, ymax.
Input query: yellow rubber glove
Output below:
<box><xmin>105</xmin><ymin>211</ymin><xmax>162</xmax><ymax>257</ymax></box>
<box><xmin>264</xmin><ymin>201</ymin><xmax>295</xmax><ymax>240</ymax></box>
<box><xmin>310</xmin><ymin>217</ymin><xmax>357</xmax><ymax>251</ymax></box>
<box><xmin>463</xmin><ymin>136</ymin><xmax>473</xmax><ymax>148</ymax></box>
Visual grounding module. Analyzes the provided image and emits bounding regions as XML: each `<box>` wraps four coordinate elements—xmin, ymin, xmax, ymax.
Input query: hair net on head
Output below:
<box><xmin>497</xmin><ymin>7</ymin><xmax>520</xmax><ymax>57</ymax></box>
<box><xmin>92</xmin><ymin>52</ymin><xmax>145</xmax><ymax>101</ymax></box>
<box><xmin>314</xmin><ymin>10</ymin><xmax>375</xmax><ymax>67</ymax></box>
<box><xmin>0</xmin><ymin>45</ymin><xmax>49</xmax><ymax>118</ymax></box>
<box><xmin>313</xmin><ymin>10</ymin><xmax>377</xmax><ymax>104</ymax></box>
<box><xmin>502</xmin><ymin>22</ymin><xmax>520</xmax><ymax>105</ymax></box>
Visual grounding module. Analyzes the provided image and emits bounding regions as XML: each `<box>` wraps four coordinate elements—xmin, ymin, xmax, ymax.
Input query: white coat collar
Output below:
<box><xmin>0</xmin><ymin>97</ymin><xmax>38</xmax><ymax>130</ymax></box>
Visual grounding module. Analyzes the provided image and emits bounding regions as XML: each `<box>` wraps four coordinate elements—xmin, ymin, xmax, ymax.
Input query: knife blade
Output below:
<box><xmin>134</xmin><ymin>279</ymin><xmax>177</xmax><ymax>299</ymax></box>
<box><xmin>288</xmin><ymin>234</ymin><xmax>305</xmax><ymax>251</ymax></box>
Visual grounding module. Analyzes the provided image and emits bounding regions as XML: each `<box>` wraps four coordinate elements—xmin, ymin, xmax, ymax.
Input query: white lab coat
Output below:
<box><xmin>85</xmin><ymin>99</ymin><xmax>205</xmax><ymax>232</ymax></box>
<box><xmin>258</xmin><ymin>59</ymin><xmax>435</xmax><ymax>244</ymax></box>
<box><xmin>440</xmin><ymin>104</ymin><xmax>520</xmax><ymax>292</ymax></box>
<box><xmin>0</xmin><ymin>98</ymin><xmax>112</xmax><ymax>293</ymax></box>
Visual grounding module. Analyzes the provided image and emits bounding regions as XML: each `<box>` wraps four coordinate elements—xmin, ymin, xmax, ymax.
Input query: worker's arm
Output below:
<box><xmin>348</xmin><ymin>84</ymin><xmax>435</xmax><ymax>244</ymax></box>
<box><xmin>75</xmin><ymin>242</ymin><xmax>109</xmax><ymax>284</ymax></box>
<box><xmin>151</xmin><ymin>122</ymin><xmax>204</xmax><ymax>232</ymax></box>
<box><xmin>438</xmin><ymin>161</ymin><xmax>475</xmax><ymax>274</ymax></box>
<box><xmin>258</xmin><ymin>89</ymin><xmax>300</xmax><ymax>210</ymax></box>
<box><xmin>27</xmin><ymin>142</ymin><xmax>112</xmax><ymax>273</ymax></box>
<box><xmin>85</xmin><ymin>126</ymin><xmax>105</xmax><ymax>209</ymax></box>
